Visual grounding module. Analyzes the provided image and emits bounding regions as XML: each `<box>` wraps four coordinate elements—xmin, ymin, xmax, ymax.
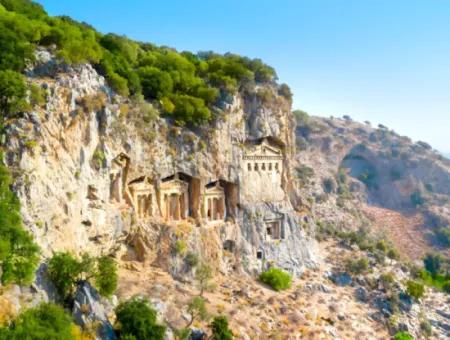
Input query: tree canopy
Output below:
<box><xmin>0</xmin><ymin>0</ymin><xmax>281</xmax><ymax>126</ymax></box>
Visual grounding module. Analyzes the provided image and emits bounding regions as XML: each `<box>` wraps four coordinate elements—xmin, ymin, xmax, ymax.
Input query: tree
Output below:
<box><xmin>259</xmin><ymin>267</ymin><xmax>292</xmax><ymax>292</ymax></box>
<box><xmin>95</xmin><ymin>256</ymin><xmax>118</xmax><ymax>297</ymax></box>
<box><xmin>115</xmin><ymin>298</ymin><xmax>166</xmax><ymax>340</ymax></box>
<box><xmin>47</xmin><ymin>252</ymin><xmax>83</xmax><ymax>299</ymax></box>
<box><xmin>186</xmin><ymin>296</ymin><xmax>208</xmax><ymax>327</ymax></box>
<box><xmin>0</xmin><ymin>155</ymin><xmax>39</xmax><ymax>285</ymax></box>
<box><xmin>0</xmin><ymin>70</ymin><xmax>28</xmax><ymax>123</ymax></box>
<box><xmin>210</xmin><ymin>316</ymin><xmax>233</xmax><ymax>340</ymax></box>
<box><xmin>195</xmin><ymin>263</ymin><xmax>213</xmax><ymax>297</ymax></box>
<box><xmin>423</xmin><ymin>253</ymin><xmax>442</xmax><ymax>278</ymax></box>
<box><xmin>0</xmin><ymin>303</ymin><xmax>75</xmax><ymax>340</ymax></box>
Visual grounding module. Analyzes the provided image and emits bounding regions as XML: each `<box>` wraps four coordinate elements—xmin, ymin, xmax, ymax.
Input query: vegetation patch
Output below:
<box><xmin>259</xmin><ymin>267</ymin><xmax>292</xmax><ymax>291</ymax></box>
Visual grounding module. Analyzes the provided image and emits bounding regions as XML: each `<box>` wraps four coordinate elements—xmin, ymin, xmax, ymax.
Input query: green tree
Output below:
<box><xmin>95</xmin><ymin>256</ymin><xmax>118</xmax><ymax>297</ymax></box>
<box><xmin>186</xmin><ymin>296</ymin><xmax>208</xmax><ymax>327</ymax></box>
<box><xmin>0</xmin><ymin>70</ymin><xmax>28</xmax><ymax>122</ymax></box>
<box><xmin>195</xmin><ymin>263</ymin><xmax>213</xmax><ymax>297</ymax></box>
<box><xmin>259</xmin><ymin>267</ymin><xmax>292</xmax><ymax>292</ymax></box>
<box><xmin>0</xmin><ymin>303</ymin><xmax>75</xmax><ymax>340</ymax></box>
<box><xmin>210</xmin><ymin>316</ymin><xmax>233</xmax><ymax>340</ymax></box>
<box><xmin>47</xmin><ymin>252</ymin><xmax>83</xmax><ymax>299</ymax></box>
<box><xmin>115</xmin><ymin>298</ymin><xmax>166</xmax><ymax>340</ymax></box>
<box><xmin>0</xmin><ymin>154</ymin><xmax>39</xmax><ymax>285</ymax></box>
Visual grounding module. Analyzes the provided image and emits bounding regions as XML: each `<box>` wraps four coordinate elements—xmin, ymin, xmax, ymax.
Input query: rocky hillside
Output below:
<box><xmin>0</xmin><ymin>1</ymin><xmax>449</xmax><ymax>339</ymax></box>
<box><xmin>293</xmin><ymin>113</ymin><xmax>450</xmax><ymax>260</ymax></box>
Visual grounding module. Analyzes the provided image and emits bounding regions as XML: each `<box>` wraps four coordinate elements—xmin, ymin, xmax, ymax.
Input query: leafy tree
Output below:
<box><xmin>259</xmin><ymin>267</ymin><xmax>292</xmax><ymax>292</ymax></box>
<box><xmin>47</xmin><ymin>252</ymin><xmax>83</xmax><ymax>299</ymax></box>
<box><xmin>210</xmin><ymin>316</ymin><xmax>233</xmax><ymax>340</ymax></box>
<box><xmin>95</xmin><ymin>255</ymin><xmax>118</xmax><ymax>297</ymax></box>
<box><xmin>115</xmin><ymin>298</ymin><xmax>166</xmax><ymax>340</ymax></box>
<box><xmin>186</xmin><ymin>296</ymin><xmax>208</xmax><ymax>327</ymax></box>
<box><xmin>0</xmin><ymin>303</ymin><xmax>75</xmax><ymax>340</ymax></box>
<box><xmin>406</xmin><ymin>280</ymin><xmax>425</xmax><ymax>300</ymax></box>
<box><xmin>0</xmin><ymin>154</ymin><xmax>39</xmax><ymax>285</ymax></box>
<box><xmin>0</xmin><ymin>70</ymin><xmax>28</xmax><ymax>121</ymax></box>
<box><xmin>195</xmin><ymin>263</ymin><xmax>213</xmax><ymax>297</ymax></box>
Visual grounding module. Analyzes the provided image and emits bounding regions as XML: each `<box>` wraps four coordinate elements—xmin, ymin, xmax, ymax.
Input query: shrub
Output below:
<box><xmin>410</xmin><ymin>191</ymin><xmax>425</xmax><ymax>206</ymax></box>
<box><xmin>259</xmin><ymin>267</ymin><xmax>292</xmax><ymax>292</ymax></box>
<box><xmin>433</xmin><ymin>227</ymin><xmax>450</xmax><ymax>247</ymax></box>
<box><xmin>29</xmin><ymin>83</ymin><xmax>46</xmax><ymax>108</ymax></box>
<box><xmin>379</xmin><ymin>273</ymin><xmax>395</xmax><ymax>289</ymax></box>
<box><xmin>423</xmin><ymin>253</ymin><xmax>442</xmax><ymax>278</ymax></box>
<box><xmin>115</xmin><ymin>298</ymin><xmax>166</xmax><ymax>339</ymax></box>
<box><xmin>0</xmin><ymin>303</ymin><xmax>75</xmax><ymax>340</ymax></box>
<box><xmin>394</xmin><ymin>331</ymin><xmax>413</xmax><ymax>340</ymax></box>
<box><xmin>323</xmin><ymin>177</ymin><xmax>336</xmax><ymax>193</ymax></box>
<box><xmin>420</xmin><ymin>319</ymin><xmax>432</xmax><ymax>336</ymax></box>
<box><xmin>442</xmin><ymin>280</ymin><xmax>450</xmax><ymax>293</ymax></box>
<box><xmin>184</xmin><ymin>252</ymin><xmax>199</xmax><ymax>269</ymax></box>
<box><xmin>95</xmin><ymin>256</ymin><xmax>118</xmax><ymax>297</ymax></box>
<box><xmin>210</xmin><ymin>315</ymin><xmax>233</xmax><ymax>340</ymax></box>
<box><xmin>0</xmin><ymin>70</ymin><xmax>28</xmax><ymax>121</ymax></box>
<box><xmin>406</xmin><ymin>280</ymin><xmax>425</xmax><ymax>300</ymax></box>
<box><xmin>344</xmin><ymin>257</ymin><xmax>369</xmax><ymax>275</ymax></box>
<box><xmin>0</xmin><ymin>155</ymin><xmax>39</xmax><ymax>285</ymax></box>
<box><xmin>295</xmin><ymin>165</ymin><xmax>314</xmax><ymax>186</ymax></box>
<box><xmin>278</xmin><ymin>83</ymin><xmax>292</xmax><ymax>101</ymax></box>
<box><xmin>172</xmin><ymin>240</ymin><xmax>187</xmax><ymax>256</ymax></box>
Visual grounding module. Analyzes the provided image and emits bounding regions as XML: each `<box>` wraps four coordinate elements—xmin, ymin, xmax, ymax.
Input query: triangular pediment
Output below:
<box><xmin>245</xmin><ymin>143</ymin><xmax>282</xmax><ymax>157</ymax></box>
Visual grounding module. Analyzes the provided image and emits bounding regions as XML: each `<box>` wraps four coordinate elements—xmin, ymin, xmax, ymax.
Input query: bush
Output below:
<box><xmin>406</xmin><ymin>280</ymin><xmax>425</xmax><ymax>300</ymax></box>
<box><xmin>442</xmin><ymin>280</ymin><xmax>450</xmax><ymax>293</ymax></box>
<box><xmin>47</xmin><ymin>252</ymin><xmax>84</xmax><ymax>299</ymax></box>
<box><xmin>115</xmin><ymin>298</ymin><xmax>166</xmax><ymax>340</ymax></box>
<box><xmin>259</xmin><ymin>267</ymin><xmax>292</xmax><ymax>292</ymax></box>
<box><xmin>210</xmin><ymin>315</ymin><xmax>233</xmax><ymax>340</ymax></box>
<box><xmin>95</xmin><ymin>256</ymin><xmax>118</xmax><ymax>297</ymax></box>
<box><xmin>394</xmin><ymin>331</ymin><xmax>413</xmax><ymax>340</ymax></box>
<box><xmin>345</xmin><ymin>257</ymin><xmax>369</xmax><ymax>275</ymax></box>
<box><xmin>0</xmin><ymin>303</ymin><xmax>75</xmax><ymax>340</ymax></box>
<box><xmin>0</xmin><ymin>155</ymin><xmax>39</xmax><ymax>285</ymax></box>
<box><xmin>423</xmin><ymin>253</ymin><xmax>442</xmax><ymax>278</ymax></box>
<box><xmin>184</xmin><ymin>252</ymin><xmax>199</xmax><ymax>269</ymax></box>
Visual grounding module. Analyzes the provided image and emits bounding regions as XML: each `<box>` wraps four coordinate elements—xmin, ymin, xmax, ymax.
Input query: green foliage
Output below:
<box><xmin>184</xmin><ymin>252</ymin><xmax>199</xmax><ymax>269</ymax></box>
<box><xmin>433</xmin><ymin>227</ymin><xmax>450</xmax><ymax>247</ymax></box>
<box><xmin>394</xmin><ymin>331</ymin><xmax>414</xmax><ymax>340</ymax></box>
<box><xmin>172</xmin><ymin>240</ymin><xmax>187</xmax><ymax>256</ymax></box>
<box><xmin>48</xmin><ymin>252</ymin><xmax>117</xmax><ymax>300</ymax></box>
<box><xmin>186</xmin><ymin>296</ymin><xmax>208</xmax><ymax>327</ymax></box>
<box><xmin>443</xmin><ymin>280</ymin><xmax>450</xmax><ymax>293</ymax></box>
<box><xmin>278</xmin><ymin>83</ymin><xmax>292</xmax><ymax>101</ymax></box>
<box><xmin>95</xmin><ymin>256</ymin><xmax>118</xmax><ymax>297</ymax></box>
<box><xmin>423</xmin><ymin>253</ymin><xmax>442</xmax><ymax>278</ymax></box>
<box><xmin>0</xmin><ymin>155</ymin><xmax>39</xmax><ymax>285</ymax></box>
<box><xmin>195</xmin><ymin>263</ymin><xmax>213</xmax><ymax>296</ymax></box>
<box><xmin>47</xmin><ymin>252</ymin><xmax>84</xmax><ymax>299</ymax></box>
<box><xmin>0</xmin><ymin>303</ymin><xmax>75</xmax><ymax>340</ymax></box>
<box><xmin>210</xmin><ymin>315</ymin><xmax>233</xmax><ymax>340</ymax></box>
<box><xmin>322</xmin><ymin>177</ymin><xmax>336</xmax><ymax>194</ymax></box>
<box><xmin>406</xmin><ymin>280</ymin><xmax>425</xmax><ymax>300</ymax></box>
<box><xmin>115</xmin><ymin>298</ymin><xmax>166</xmax><ymax>340</ymax></box>
<box><xmin>0</xmin><ymin>70</ymin><xmax>28</xmax><ymax>121</ymax></box>
<box><xmin>29</xmin><ymin>83</ymin><xmax>46</xmax><ymax>107</ymax></box>
<box><xmin>259</xmin><ymin>267</ymin><xmax>292</xmax><ymax>292</ymax></box>
<box><xmin>295</xmin><ymin>165</ymin><xmax>314</xmax><ymax>186</ymax></box>
<box><xmin>345</xmin><ymin>257</ymin><xmax>369</xmax><ymax>275</ymax></box>
<box><xmin>0</xmin><ymin>1</ymin><xmax>278</xmax><ymax>127</ymax></box>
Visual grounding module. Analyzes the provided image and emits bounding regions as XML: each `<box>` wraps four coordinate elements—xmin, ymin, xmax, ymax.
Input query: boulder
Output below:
<box><xmin>72</xmin><ymin>281</ymin><xmax>116</xmax><ymax>340</ymax></box>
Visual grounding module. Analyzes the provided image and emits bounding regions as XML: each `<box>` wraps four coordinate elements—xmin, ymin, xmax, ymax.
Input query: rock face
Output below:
<box><xmin>5</xmin><ymin>52</ymin><xmax>317</xmax><ymax>278</ymax></box>
<box><xmin>72</xmin><ymin>281</ymin><xmax>115</xmax><ymax>340</ymax></box>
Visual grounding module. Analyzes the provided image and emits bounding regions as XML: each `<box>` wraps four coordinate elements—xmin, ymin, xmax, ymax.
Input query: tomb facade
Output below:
<box><xmin>128</xmin><ymin>176</ymin><xmax>157</xmax><ymax>219</ymax></box>
<box><xmin>241</xmin><ymin>137</ymin><xmax>285</xmax><ymax>202</ymax></box>
<box><xmin>202</xmin><ymin>181</ymin><xmax>226</xmax><ymax>222</ymax></box>
<box><xmin>159</xmin><ymin>174</ymin><xmax>190</xmax><ymax>222</ymax></box>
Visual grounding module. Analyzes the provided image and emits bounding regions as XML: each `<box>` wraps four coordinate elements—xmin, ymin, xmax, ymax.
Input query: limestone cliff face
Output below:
<box><xmin>4</xmin><ymin>51</ymin><xmax>317</xmax><ymax>277</ymax></box>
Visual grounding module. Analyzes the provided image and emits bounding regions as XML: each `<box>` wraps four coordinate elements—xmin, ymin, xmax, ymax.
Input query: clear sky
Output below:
<box><xmin>36</xmin><ymin>0</ymin><xmax>450</xmax><ymax>154</ymax></box>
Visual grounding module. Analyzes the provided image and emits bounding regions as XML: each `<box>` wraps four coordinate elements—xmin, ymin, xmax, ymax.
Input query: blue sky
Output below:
<box><xmin>36</xmin><ymin>0</ymin><xmax>450</xmax><ymax>154</ymax></box>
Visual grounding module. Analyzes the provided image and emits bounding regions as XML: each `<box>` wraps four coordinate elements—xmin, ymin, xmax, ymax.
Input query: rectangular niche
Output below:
<box><xmin>265</xmin><ymin>219</ymin><xmax>284</xmax><ymax>241</ymax></box>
